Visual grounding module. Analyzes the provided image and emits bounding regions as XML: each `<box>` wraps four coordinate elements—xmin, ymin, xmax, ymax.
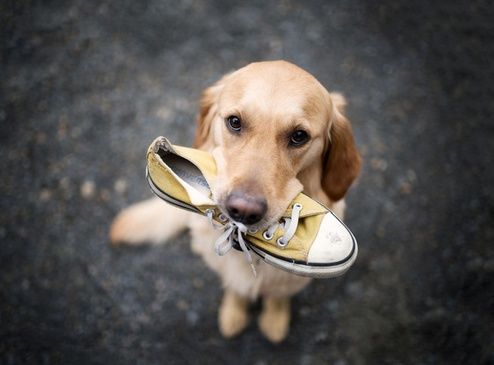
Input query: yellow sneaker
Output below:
<box><xmin>146</xmin><ymin>136</ymin><xmax>358</xmax><ymax>278</ymax></box>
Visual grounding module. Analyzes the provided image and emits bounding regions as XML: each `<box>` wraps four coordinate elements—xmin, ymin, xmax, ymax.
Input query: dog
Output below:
<box><xmin>110</xmin><ymin>60</ymin><xmax>361</xmax><ymax>343</ymax></box>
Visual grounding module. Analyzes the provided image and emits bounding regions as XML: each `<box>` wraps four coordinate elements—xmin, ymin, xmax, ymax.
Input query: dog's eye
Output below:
<box><xmin>226</xmin><ymin>116</ymin><xmax>242</xmax><ymax>133</ymax></box>
<box><xmin>289</xmin><ymin>130</ymin><xmax>310</xmax><ymax>147</ymax></box>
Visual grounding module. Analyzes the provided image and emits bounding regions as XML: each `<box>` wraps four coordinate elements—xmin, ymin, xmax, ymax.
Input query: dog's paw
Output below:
<box><xmin>258</xmin><ymin>297</ymin><xmax>291</xmax><ymax>343</ymax></box>
<box><xmin>219</xmin><ymin>305</ymin><xmax>249</xmax><ymax>338</ymax></box>
<box><xmin>218</xmin><ymin>291</ymin><xmax>249</xmax><ymax>338</ymax></box>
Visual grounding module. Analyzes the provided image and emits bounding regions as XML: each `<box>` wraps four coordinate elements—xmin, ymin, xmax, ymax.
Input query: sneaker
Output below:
<box><xmin>146</xmin><ymin>136</ymin><xmax>358</xmax><ymax>278</ymax></box>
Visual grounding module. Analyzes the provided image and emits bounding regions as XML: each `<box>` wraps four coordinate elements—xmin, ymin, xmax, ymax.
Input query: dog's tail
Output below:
<box><xmin>110</xmin><ymin>197</ymin><xmax>190</xmax><ymax>246</ymax></box>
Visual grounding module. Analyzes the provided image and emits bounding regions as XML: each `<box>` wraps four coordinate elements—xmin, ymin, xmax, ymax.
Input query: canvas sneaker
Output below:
<box><xmin>146</xmin><ymin>136</ymin><xmax>358</xmax><ymax>278</ymax></box>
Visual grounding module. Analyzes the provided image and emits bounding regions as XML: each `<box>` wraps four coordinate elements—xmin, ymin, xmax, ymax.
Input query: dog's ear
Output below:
<box><xmin>321</xmin><ymin>93</ymin><xmax>361</xmax><ymax>202</ymax></box>
<box><xmin>193</xmin><ymin>75</ymin><xmax>228</xmax><ymax>148</ymax></box>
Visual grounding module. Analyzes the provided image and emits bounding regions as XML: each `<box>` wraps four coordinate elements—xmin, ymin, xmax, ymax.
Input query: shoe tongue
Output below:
<box><xmin>282</xmin><ymin>193</ymin><xmax>328</xmax><ymax>218</ymax></box>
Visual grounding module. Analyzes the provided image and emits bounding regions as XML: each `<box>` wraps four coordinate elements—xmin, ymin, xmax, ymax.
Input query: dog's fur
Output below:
<box><xmin>110</xmin><ymin>60</ymin><xmax>360</xmax><ymax>343</ymax></box>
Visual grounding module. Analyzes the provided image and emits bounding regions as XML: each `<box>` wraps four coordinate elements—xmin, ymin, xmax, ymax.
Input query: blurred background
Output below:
<box><xmin>1</xmin><ymin>1</ymin><xmax>493</xmax><ymax>364</ymax></box>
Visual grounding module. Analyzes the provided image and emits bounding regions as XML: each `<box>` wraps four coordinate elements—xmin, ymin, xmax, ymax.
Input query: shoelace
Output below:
<box><xmin>206</xmin><ymin>203</ymin><xmax>303</xmax><ymax>276</ymax></box>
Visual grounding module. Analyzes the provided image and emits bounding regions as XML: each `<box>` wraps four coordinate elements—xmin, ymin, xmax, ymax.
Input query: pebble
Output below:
<box><xmin>39</xmin><ymin>188</ymin><xmax>52</xmax><ymax>201</ymax></box>
<box><xmin>327</xmin><ymin>300</ymin><xmax>339</xmax><ymax>312</ymax></box>
<box><xmin>154</xmin><ymin>278</ymin><xmax>166</xmax><ymax>291</ymax></box>
<box><xmin>151</xmin><ymin>301</ymin><xmax>163</xmax><ymax>312</ymax></box>
<box><xmin>399</xmin><ymin>181</ymin><xmax>412</xmax><ymax>194</ymax></box>
<box><xmin>346</xmin><ymin>281</ymin><xmax>364</xmax><ymax>298</ymax></box>
<box><xmin>371</xmin><ymin>158</ymin><xmax>388</xmax><ymax>171</ymax></box>
<box><xmin>21</xmin><ymin>279</ymin><xmax>30</xmax><ymax>290</ymax></box>
<box><xmin>192</xmin><ymin>278</ymin><xmax>204</xmax><ymax>288</ymax></box>
<box><xmin>156</xmin><ymin>106</ymin><xmax>173</xmax><ymax>120</ymax></box>
<box><xmin>114</xmin><ymin>179</ymin><xmax>128</xmax><ymax>194</ymax></box>
<box><xmin>36</xmin><ymin>132</ymin><xmax>47</xmax><ymax>144</ymax></box>
<box><xmin>80</xmin><ymin>180</ymin><xmax>96</xmax><ymax>199</ymax></box>
<box><xmin>376</xmin><ymin>226</ymin><xmax>386</xmax><ymax>238</ymax></box>
<box><xmin>100</xmin><ymin>188</ymin><xmax>111</xmax><ymax>202</ymax></box>
<box><xmin>176</xmin><ymin>299</ymin><xmax>189</xmax><ymax>311</ymax></box>
<box><xmin>299</xmin><ymin>306</ymin><xmax>311</xmax><ymax>317</ymax></box>
<box><xmin>60</xmin><ymin>177</ymin><xmax>70</xmax><ymax>191</ymax></box>
<box><xmin>186</xmin><ymin>310</ymin><xmax>199</xmax><ymax>326</ymax></box>
<box><xmin>137</xmin><ymin>313</ymin><xmax>151</xmax><ymax>324</ymax></box>
<box><xmin>300</xmin><ymin>354</ymin><xmax>312</xmax><ymax>365</ymax></box>
<box><xmin>314</xmin><ymin>331</ymin><xmax>328</xmax><ymax>343</ymax></box>
<box><xmin>57</xmin><ymin>115</ymin><xmax>68</xmax><ymax>139</ymax></box>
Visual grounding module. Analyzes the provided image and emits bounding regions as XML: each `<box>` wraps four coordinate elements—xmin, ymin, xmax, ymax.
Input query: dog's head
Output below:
<box><xmin>194</xmin><ymin>61</ymin><xmax>360</xmax><ymax>229</ymax></box>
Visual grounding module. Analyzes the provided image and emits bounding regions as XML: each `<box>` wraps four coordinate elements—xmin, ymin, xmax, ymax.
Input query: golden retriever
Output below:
<box><xmin>110</xmin><ymin>60</ymin><xmax>361</xmax><ymax>343</ymax></box>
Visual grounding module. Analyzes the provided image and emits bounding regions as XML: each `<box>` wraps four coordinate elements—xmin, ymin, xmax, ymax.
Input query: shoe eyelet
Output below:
<box><xmin>263</xmin><ymin>231</ymin><xmax>274</xmax><ymax>240</ymax></box>
<box><xmin>277</xmin><ymin>237</ymin><xmax>288</xmax><ymax>247</ymax></box>
<box><xmin>248</xmin><ymin>227</ymin><xmax>258</xmax><ymax>234</ymax></box>
<box><xmin>219</xmin><ymin>214</ymin><xmax>228</xmax><ymax>222</ymax></box>
<box><xmin>293</xmin><ymin>203</ymin><xmax>302</xmax><ymax>210</ymax></box>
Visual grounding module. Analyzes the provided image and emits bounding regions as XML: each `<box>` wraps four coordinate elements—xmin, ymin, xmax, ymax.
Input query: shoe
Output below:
<box><xmin>146</xmin><ymin>136</ymin><xmax>358</xmax><ymax>278</ymax></box>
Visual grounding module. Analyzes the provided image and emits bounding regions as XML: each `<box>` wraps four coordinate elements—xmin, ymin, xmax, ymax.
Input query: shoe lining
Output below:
<box><xmin>158</xmin><ymin>150</ymin><xmax>211</xmax><ymax>196</ymax></box>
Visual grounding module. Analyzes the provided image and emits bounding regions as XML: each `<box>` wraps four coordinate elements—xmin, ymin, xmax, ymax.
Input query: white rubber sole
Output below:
<box><xmin>249</xmin><ymin>241</ymin><xmax>358</xmax><ymax>279</ymax></box>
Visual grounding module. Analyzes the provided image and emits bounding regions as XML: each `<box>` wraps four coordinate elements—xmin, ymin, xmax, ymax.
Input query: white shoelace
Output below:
<box><xmin>206</xmin><ymin>203</ymin><xmax>303</xmax><ymax>276</ymax></box>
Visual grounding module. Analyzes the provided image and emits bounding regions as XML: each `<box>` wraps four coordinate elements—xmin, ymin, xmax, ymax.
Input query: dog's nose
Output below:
<box><xmin>225</xmin><ymin>192</ymin><xmax>267</xmax><ymax>225</ymax></box>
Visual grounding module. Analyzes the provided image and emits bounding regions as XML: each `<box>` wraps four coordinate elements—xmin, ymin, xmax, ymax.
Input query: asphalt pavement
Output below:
<box><xmin>1</xmin><ymin>1</ymin><xmax>493</xmax><ymax>364</ymax></box>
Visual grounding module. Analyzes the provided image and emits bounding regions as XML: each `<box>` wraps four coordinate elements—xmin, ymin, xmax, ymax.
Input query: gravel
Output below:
<box><xmin>1</xmin><ymin>1</ymin><xmax>493</xmax><ymax>364</ymax></box>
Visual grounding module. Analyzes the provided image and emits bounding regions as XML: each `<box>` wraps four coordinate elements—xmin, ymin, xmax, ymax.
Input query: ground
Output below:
<box><xmin>1</xmin><ymin>1</ymin><xmax>493</xmax><ymax>364</ymax></box>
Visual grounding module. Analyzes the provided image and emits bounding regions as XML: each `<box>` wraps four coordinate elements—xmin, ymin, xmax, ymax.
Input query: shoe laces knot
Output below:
<box><xmin>206</xmin><ymin>203</ymin><xmax>303</xmax><ymax>277</ymax></box>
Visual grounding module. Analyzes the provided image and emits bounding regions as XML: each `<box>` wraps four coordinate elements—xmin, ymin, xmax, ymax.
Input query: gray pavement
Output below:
<box><xmin>1</xmin><ymin>1</ymin><xmax>493</xmax><ymax>364</ymax></box>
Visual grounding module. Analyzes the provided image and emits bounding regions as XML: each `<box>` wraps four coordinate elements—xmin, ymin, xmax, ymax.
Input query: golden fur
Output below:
<box><xmin>110</xmin><ymin>60</ymin><xmax>360</xmax><ymax>343</ymax></box>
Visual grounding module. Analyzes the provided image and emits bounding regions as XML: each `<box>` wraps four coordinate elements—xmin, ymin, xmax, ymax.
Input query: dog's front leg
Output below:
<box><xmin>258</xmin><ymin>296</ymin><xmax>291</xmax><ymax>343</ymax></box>
<box><xmin>218</xmin><ymin>289</ymin><xmax>250</xmax><ymax>338</ymax></box>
